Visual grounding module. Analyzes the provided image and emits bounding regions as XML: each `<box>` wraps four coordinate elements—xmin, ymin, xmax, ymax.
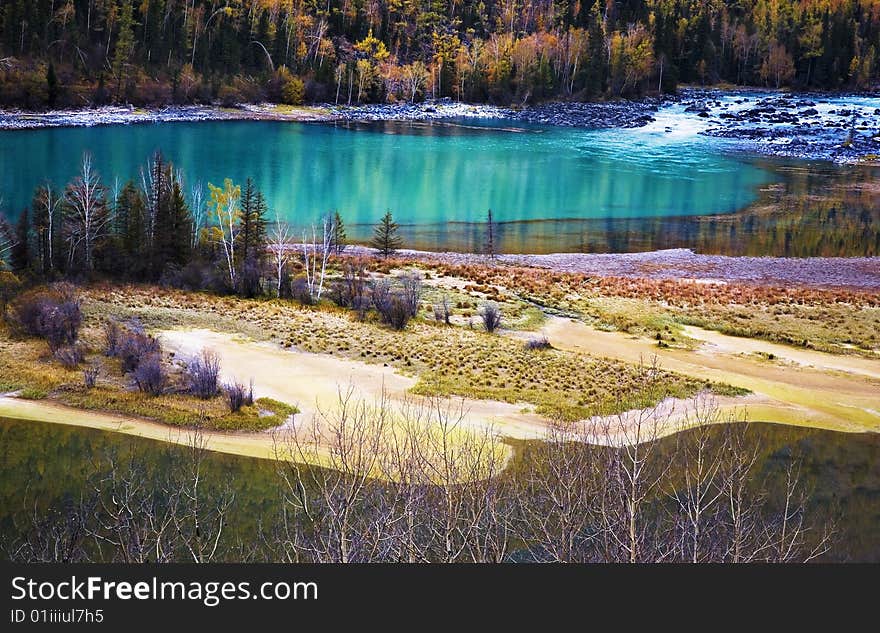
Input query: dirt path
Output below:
<box><xmin>539</xmin><ymin>316</ymin><xmax>880</xmax><ymax>433</ymax></box>
<box><xmin>680</xmin><ymin>325</ymin><xmax>880</xmax><ymax>379</ymax></box>
<box><xmin>0</xmin><ymin>396</ymin><xmax>294</xmax><ymax>462</ymax></box>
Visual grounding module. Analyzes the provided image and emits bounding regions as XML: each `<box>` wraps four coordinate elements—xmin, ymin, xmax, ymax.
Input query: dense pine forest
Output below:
<box><xmin>1</xmin><ymin>0</ymin><xmax>878</xmax><ymax>109</ymax></box>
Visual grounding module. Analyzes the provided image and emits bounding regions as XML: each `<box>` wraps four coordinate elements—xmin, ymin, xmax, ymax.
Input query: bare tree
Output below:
<box><xmin>269</xmin><ymin>213</ymin><xmax>293</xmax><ymax>297</ymax></box>
<box><xmin>666</xmin><ymin>396</ymin><xmax>728</xmax><ymax>563</ymax></box>
<box><xmin>189</xmin><ymin>180</ymin><xmax>205</xmax><ymax>249</ymax></box>
<box><xmin>0</xmin><ymin>210</ymin><xmax>16</xmax><ymax>269</ymax></box>
<box><xmin>301</xmin><ymin>213</ymin><xmax>334</xmax><ymax>302</ymax></box>
<box><xmin>173</xmin><ymin>430</ymin><xmax>235</xmax><ymax>563</ymax></box>
<box><xmin>6</xmin><ymin>390</ymin><xmax>837</xmax><ymax>564</ymax></box>
<box><xmin>433</xmin><ymin>294</ymin><xmax>452</xmax><ymax>324</ymax></box>
<box><xmin>580</xmin><ymin>365</ymin><xmax>670</xmax><ymax>563</ymax></box>
<box><xmin>63</xmin><ymin>153</ymin><xmax>110</xmax><ymax>270</ymax></box>
<box><xmin>33</xmin><ymin>185</ymin><xmax>61</xmax><ymax>272</ymax></box>
<box><xmin>517</xmin><ymin>423</ymin><xmax>603</xmax><ymax>562</ymax></box>
<box><xmin>274</xmin><ymin>388</ymin><xmax>389</xmax><ymax>562</ymax></box>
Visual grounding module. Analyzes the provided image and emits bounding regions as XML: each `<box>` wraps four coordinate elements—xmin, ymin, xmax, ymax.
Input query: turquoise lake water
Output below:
<box><xmin>0</xmin><ymin>118</ymin><xmax>773</xmax><ymax>250</ymax></box>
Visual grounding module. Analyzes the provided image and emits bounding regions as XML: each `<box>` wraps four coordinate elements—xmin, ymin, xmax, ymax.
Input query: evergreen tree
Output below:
<box><xmin>11</xmin><ymin>207</ymin><xmax>31</xmax><ymax>271</ymax></box>
<box><xmin>115</xmin><ymin>181</ymin><xmax>149</xmax><ymax>279</ymax></box>
<box><xmin>153</xmin><ymin>179</ymin><xmax>193</xmax><ymax>276</ymax></box>
<box><xmin>331</xmin><ymin>211</ymin><xmax>347</xmax><ymax>254</ymax></box>
<box><xmin>370</xmin><ymin>211</ymin><xmax>402</xmax><ymax>258</ymax></box>
<box><xmin>46</xmin><ymin>63</ymin><xmax>58</xmax><ymax>108</ymax></box>
<box><xmin>112</xmin><ymin>1</ymin><xmax>136</xmax><ymax>102</ymax></box>
<box><xmin>239</xmin><ymin>179</ymin><xmax>267</xmax><ymax>265</ymax></box>
<box><xmin>485</xmin><ymin>208</ymin><xmax>496</xmax><ymax>259</ymax></box>
<box><xmin>585</xmin><ymin>3</ymin><xmax>607</xmax><ymax>96</ymax></box>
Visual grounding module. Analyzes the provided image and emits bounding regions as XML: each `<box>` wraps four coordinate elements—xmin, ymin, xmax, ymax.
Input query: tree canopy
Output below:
<box><xmin>1</xmin><ymin>1</ymin><xmax>877</xmax><ymax>109</ymax></box>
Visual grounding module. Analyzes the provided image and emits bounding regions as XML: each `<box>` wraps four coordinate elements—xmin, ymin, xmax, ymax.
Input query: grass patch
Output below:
<box><xmin>0</xmin><ymin>316</ymin><xmax>298</xmax><ymax>432</ymax></box>
<box><xmin>82</xmin><ymin>285</ymin><xmax>733</xmax><ymax>422</ymax></box>
<box><xmin>60</xmin><ymin>387</ymin><xmax>297</xmax><ymax>432</ymax></box>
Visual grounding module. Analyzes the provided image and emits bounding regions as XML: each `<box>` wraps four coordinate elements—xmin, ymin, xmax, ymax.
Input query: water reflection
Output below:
<box><xmin>1</xmin><ymin>119</ymin><xmax>876</xmax><ymax>256</ymax></box>
<box><xmin>384</xmin><ymin>160</ymin><xmax>880</xmax><ymax>256</ymax></box>
<box><xmin>0</xmin><ymin>118</ymin><xmax>767</xmax><ymax>228</ymax></box>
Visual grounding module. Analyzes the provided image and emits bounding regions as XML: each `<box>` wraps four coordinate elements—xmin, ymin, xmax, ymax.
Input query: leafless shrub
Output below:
<box><xmin>187</xmin><ymin>349</ymin><xmax>221</xmax><ymax>399</ymax></box>
<box><xmin>371</xmin><ymin>278</ymin><xmax>392</xmax><ymax>313</ymax></box>
<box><xmin>332</xmin><ymin>260</ymin><xmax>372</xmax><ymax>321</ymax></box>
<box><xmin>384</xmin><ymin>296</ymin><xmax>413</xmax><ymax>330</ymax></box>
<box><xmin>54</xmin><ymin>344</ymin><xmax>85</xmax><ymax>369</ymax></box>
<box><xmin>108</xmin><ymin>320</ymin><xmax>161</xmax><ymax>374</ymax></box>
<box><xmin>524</xmin><ymin>335</ymin><xmax>552</xmax><ymax>350</ymax></box>
<box><xmin>103</xmin><ymin>319</ymin><xmax>122</xmax><ymax>356</ymax></box>
<box><xmin>224</xmin><ymin>380</ymin><xmax>254</xmax><ymax>412</ymax></box>
<box><xmin>480</xmin><ymin>302</ymin><xmax>502</xmax><ymax>333</ymax></box>
<box><xmin>371</xmin><ymin>278</ymin><xmax>413</xmax><ymax>330</ymax></box>
<box><xmin>83</xmin><ymin>362</ymin><xmax>100</xmax><ymax>389</ymax></box>
<box><xmin>8</xmin><ymin>285</ymin><xmax>82</xmax><ymax>352</ymax></box>
<box><xmin>433</xmin><ymin>295</ymin><xmax>451</xmax><ymax>324</ymax></box>
<box><xmin>290</xmin><ymin>276</ymin><xmax>313</xmax><ymax>305</ymax></box>
<box><xmin>133</xmin><ymin>354</ymin><xmax>166</xmax><ymax>395</ymax></box>
<box><xmin>398</xmin><ymin>271</ymin><xmax>422</xmax><ymax>317</ymax></box>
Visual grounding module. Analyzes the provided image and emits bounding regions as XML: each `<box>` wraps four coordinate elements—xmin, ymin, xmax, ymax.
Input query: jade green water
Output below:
<box><xmin>0</xmin><ymin>119</ymin><xmax>773</xmax><ymax>250</ymax></box>
<box><xmin>1</xmin><ymin>417</ymin><xmax>878</xmax><ymax>561</ymax></box>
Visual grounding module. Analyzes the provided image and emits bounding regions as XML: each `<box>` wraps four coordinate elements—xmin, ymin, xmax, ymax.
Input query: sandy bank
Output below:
<box><xmin>538</xmin><ymin>316</ymin><xmax>880</xmax><ymax>433</ymax></box>
<box><xmin>159</xmin><ymin>328</ymin><xmax>552</xmax><ymax>441</ymax></box>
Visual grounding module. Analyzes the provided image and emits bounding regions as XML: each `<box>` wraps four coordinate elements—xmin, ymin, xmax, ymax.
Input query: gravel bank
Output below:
<box><xmin>345</xmin><ymin>246</ymin><xmax>880</xmax><ymax>291</ymax></box>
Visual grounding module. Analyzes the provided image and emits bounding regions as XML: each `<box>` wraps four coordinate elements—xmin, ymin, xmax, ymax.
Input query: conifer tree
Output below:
<box><xmin>485</xmin><ymin>208</ymin><xmax>495</xmax><ymax>260</ymax></box>
<box><xmin>239</xmin><ymin>178</ymin><xmax>267</xmax><ymax>265</ymax></box>
<box><xmin>330</xmin><ymin>211</ymin><xmax>347</xmax><ymax>254</ymax></box>
<box><xmin>46</xmin><ymin>63</ymin><xmax>58</xmax><ymax>108</ymax></box>
<box><xmin>370</xmin><ymin>211</ymin><xmax>402</xmax><ymax>258</ymax></box>
<box><xmin>153</xmin><ymin>179</ymin><xmax>193</xmax><ymax>276</ymax></box>
<box><xmin>11</xmin><ymin>207</ymin><xmax>31</xmax><ymax>272</ymax></box>
<box><xmin>113</xmin><ymin>1</ymin><xmax>136</xmax><ymax>102</ymax></box>
<box><xmin>114</xmin><ymin>181</ymin><xmax>149</xmax><ymax>279</ymax></box>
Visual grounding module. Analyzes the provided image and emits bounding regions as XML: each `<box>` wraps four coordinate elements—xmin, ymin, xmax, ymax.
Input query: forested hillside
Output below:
<box><xmin>1</xmin><ymin>0</ymin><xmax>878</xmax><ymax>108</ymax></box>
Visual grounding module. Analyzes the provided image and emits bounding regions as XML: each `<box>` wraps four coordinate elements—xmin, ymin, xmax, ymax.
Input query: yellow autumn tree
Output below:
<box><xmin>208</xmin><ymin>178</ymin><xmax>242</xmax><ymax>287</ymax></box>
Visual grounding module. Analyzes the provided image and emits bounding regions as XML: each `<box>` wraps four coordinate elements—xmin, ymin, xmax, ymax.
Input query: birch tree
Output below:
<box><xmin>33</xmin><ymin>185</ymin><xmax>60</xmax><ymax>272</ymax></box>
<box><xmin>189</xmin><ymin>181</ymin><xmax>205</xmax><ymax>249</ymax></box>
<box><xmin>63</xmin><ymin>153</ymin><xmax>110</xmax><ymax>271</ymax></box>
<box><xmin>207</xmin><ymin>179</ymin><xmax>241</xmax><ymax>287</ymax></box>
<box><xmin>269</xmin><ymin>212</ymin><xmax>292</xmax><ymax>298</ymax></box>
<box><xmin>301</xmin><ymin>213</ymin><xmax>334</xmax><ymax>302</ymax></box>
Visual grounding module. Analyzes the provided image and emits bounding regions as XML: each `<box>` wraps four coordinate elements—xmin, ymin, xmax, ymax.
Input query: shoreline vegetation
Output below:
<box><xmin>1</xmin><ymin>245</ymin><xmax>878</xmax><ymax>470</ymax></box>
<box><xmin>0</xmin><ymin>144</ymin><xmax>877</xmax><ymax>471</ymax></box>
<box><xmin>3</xmin><ymin>0</ymin><xmax>878</xmax><ymax>564</ymax></box>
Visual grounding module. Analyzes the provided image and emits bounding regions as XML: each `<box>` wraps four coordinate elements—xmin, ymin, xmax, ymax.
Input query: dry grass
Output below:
<box><xmin>401</xmin><ymin>260</ymin><xmax>880</xmax><ymax>357</ymax></box>
<box><xmin>0</xmin><ymin>319</ymin><xmax>296</xmax><ymax>432</ymax></box>
<box><xmin>81</xmin><ymin>284</ymin><xmax>736</xmax><ymax>423</ymax></box>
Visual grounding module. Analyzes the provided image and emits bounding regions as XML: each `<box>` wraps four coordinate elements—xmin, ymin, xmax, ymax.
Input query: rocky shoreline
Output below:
<box><xmin>2</xmin><ymin>90</ymin><xmax>879</xmax><ymax>162</ymax></box>
<box><xmin>674</xmin><ymin>89</ymin><xmax>880</xmax><ymax>162</ymax></box>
